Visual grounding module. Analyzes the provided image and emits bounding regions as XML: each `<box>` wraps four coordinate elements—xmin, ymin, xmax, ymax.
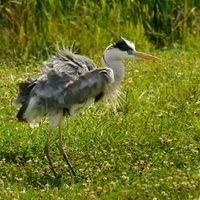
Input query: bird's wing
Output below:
<box><xmin>51</xmin><ymin>68</ymin><xmax>115</xmax><ymax>108</ymax></box>
<box><xmin>35</xmin><ymin>49</ymin><xmax>97</xmax><ymax>99</ymax></box>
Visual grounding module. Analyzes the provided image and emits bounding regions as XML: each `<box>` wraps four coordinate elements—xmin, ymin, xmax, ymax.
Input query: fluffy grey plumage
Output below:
<box><xmin>15</xmin><ymin>49</ymin><xmax>115</xmax><ymax>127</ymax></box>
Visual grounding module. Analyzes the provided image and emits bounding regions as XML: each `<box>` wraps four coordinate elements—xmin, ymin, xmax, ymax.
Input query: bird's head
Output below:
<box><xmin>101</xmin><ymin>37</ymin><xmax>159</xmax><ymax>84</ymax></box>
<box><xmin>104</xmin><ymin>37</ymin><xmax>159</xmax><ymax>61</ymax></box>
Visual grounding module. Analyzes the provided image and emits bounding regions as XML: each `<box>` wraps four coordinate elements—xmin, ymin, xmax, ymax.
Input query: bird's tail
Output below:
<box><xmin>15</xmin><ymin>78</ymin><xmax>37</xmax><ymax>122</ymax></box>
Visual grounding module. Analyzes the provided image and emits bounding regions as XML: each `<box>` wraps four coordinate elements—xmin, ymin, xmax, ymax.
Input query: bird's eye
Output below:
<box><xmin>127</xmin><ymin>50</ymin><xmax>132</xmax><ymax>54</ymax></box>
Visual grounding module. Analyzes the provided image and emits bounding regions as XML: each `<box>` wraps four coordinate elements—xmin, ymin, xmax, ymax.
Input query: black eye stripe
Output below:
<box><xmin>113</xmin><ymin>39</ymin><xmax>133</xmax><ymax>51</ymax></box>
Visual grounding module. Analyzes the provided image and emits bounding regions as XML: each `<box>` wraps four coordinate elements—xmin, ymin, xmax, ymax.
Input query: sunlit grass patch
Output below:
<box><xmin>0</xmin><ymin>50</ymin><xmax>200</xmax><ymax>199</ymax></box>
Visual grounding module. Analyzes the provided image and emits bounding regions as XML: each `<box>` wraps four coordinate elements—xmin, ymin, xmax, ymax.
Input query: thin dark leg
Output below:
<box><xmin>44</xmin><ymin>129</ymin><xmax>57</xmax><ymax>176</ymax></box>
<box><xmin>58</xmin><ymin>126</ymin><xmax>76</xmax><ymax>176</ymax></box>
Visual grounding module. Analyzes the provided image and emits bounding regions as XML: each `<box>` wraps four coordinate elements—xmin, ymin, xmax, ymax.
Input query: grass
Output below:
<box><xmin>0</xmin><ymin>48</ymin><xmax>200</xmax><ymax>199</ymax></box>
<box><xmin>1</xmin><ymin>0</ymin><xmax>200</xmax><ymax>59</ymax></box>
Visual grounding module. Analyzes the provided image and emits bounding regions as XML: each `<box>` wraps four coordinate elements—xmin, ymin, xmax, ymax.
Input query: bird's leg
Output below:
<box><xmin>58</xmin><ymin>126</ymin><xmax>76</xmax><ymax>176</ymax></box>
<box><xmin>44</xmin><ymin>129</ymin><xmax>57</xmax><ymax>176</ymax></box>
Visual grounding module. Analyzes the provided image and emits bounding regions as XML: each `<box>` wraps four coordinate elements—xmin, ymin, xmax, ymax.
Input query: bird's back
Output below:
<box><xmin>34</xmin><ymin>49</ymin><xmax>97</xmax><ymax>99</ymax></box>
<box><xmin>44</xmin><ymin>49</ymin><xmax>96</xmax><ymax>71</ymax></box>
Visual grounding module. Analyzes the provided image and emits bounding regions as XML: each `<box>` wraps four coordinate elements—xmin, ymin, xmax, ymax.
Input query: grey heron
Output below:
<box><xmin>15</xmin><ymin>38</ymin><xmax>159</xmax><ymax>176</ymax></box>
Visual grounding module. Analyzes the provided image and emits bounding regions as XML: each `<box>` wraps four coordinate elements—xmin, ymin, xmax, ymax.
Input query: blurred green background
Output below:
<box><xmin>0</xmin><ymin>0</ymin><xmax>200</xmax><ymax>60</ymax></box>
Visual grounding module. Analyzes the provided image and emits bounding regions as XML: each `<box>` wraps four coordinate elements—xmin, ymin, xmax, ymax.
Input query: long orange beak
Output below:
<box><xmin>135</xmin><ymin>52</ymin><xmax>159</xmax><ymax>60</ymax></box>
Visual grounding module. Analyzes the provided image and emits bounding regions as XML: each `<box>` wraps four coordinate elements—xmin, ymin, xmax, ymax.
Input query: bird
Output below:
<box><xmin>15</xmin><ymin>37</ymin><xmax>159</xmax><ymax>176</ymax></box>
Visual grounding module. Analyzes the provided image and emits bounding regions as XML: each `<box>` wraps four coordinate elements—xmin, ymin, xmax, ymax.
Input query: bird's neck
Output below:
<box><xmin>102</xmin><ymin>53</ymin><xmax>125</xmax><ymax>85</ymax></box>
<box><xmin>101</xmin><ymin>51</ymin><xmax>125</xmax><ymax>106</ymax></box>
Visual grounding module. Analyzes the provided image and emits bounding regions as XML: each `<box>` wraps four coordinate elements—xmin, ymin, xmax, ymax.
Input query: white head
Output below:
<box><xmin>102</xmin><ymin>37</ymin><xmax>159</xmax><ymax>65</ymax></box>
<box><xmin>101</xmin><ymin>37</ymin><xmax>159</xmax><ymax>85</ymax></box>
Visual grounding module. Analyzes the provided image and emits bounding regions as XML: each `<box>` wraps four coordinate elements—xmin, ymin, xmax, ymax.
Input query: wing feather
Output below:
<box><xmin>35</xmin><ymin>49</ymin><xmax>97</xmax><ymax>100</ymax></box>
<box><xmin>55</xmin><ymin>68</ymin><xmax>114</xmax><ymax>107</ymax></box>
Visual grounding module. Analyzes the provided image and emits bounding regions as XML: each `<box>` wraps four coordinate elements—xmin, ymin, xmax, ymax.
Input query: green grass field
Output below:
<box><xmin>0</xmin><ymin>48</ymin><xmax>199</xmax><ymax>199</ymax></box>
